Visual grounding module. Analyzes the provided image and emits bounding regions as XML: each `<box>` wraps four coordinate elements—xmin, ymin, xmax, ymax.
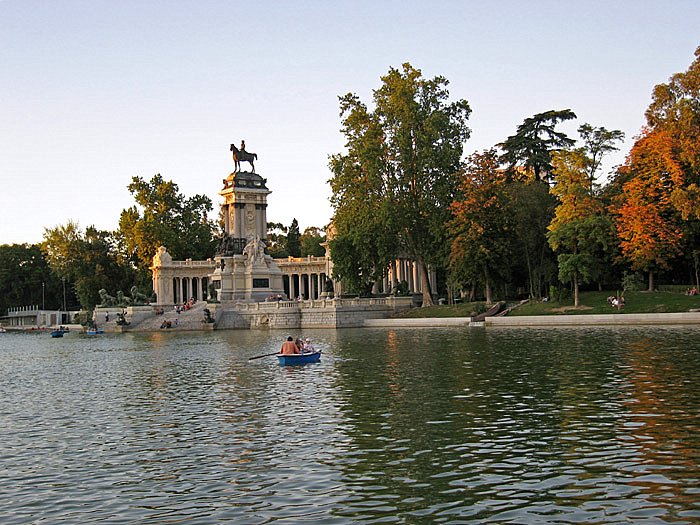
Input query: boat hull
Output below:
<box><xmin>277</xmin><ymin>351</ymin><xmax>321</xmax><ymax>366</ymax></box>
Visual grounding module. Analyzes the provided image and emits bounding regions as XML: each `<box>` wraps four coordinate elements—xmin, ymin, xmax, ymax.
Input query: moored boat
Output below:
<box><xmin>277</xmin><ymin>351</ymin><xmax>321</xmax><ymax>366</ymax></box>
<box><xmin>50</xmin><ymin>329</ymin><xmax>65</xmax><ymax>338</ymax></box>
<box><xmin>86</xmin><ymin>329</ymin><xmax>104</xmax><ymax>335</ymax></box>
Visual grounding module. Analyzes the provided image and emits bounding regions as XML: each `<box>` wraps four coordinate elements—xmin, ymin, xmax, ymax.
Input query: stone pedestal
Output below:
<box><xmin>209</xmin><ymin>170</ymin><xmax>285</xmax><ymax>302</ymax></box>
<box><xmin>212</xmin><ymin>253</ymin><xmax>284</xmax><ymax>302</ymax></box>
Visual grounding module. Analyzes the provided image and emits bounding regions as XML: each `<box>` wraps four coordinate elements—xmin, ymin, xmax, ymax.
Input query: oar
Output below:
<box><xmin>248</xmin><ymin>351</ymin><xmax>280</xmax><ymax>361</ymax></box>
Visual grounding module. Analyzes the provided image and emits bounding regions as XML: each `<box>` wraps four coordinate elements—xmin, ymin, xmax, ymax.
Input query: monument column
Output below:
<box><xmin>209</xmin><ymin>145</ymin><xmax>284</xmax><ymax>302</ymax></box>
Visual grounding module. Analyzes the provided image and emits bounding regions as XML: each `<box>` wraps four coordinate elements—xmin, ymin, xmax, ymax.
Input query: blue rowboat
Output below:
<box><xmin>50</xmin><ymin>330</ymin><xmax>65</xmax><ymax>338</ymax></box>
<box><xmin>277</xmin><ymin>351</ymin><xmax>321</xmax><ymax>366</ymax></box>
<box><xmin>86</xmin><ymin>329</ymin><xmax>104</xmax><ymax>335</ymax></box>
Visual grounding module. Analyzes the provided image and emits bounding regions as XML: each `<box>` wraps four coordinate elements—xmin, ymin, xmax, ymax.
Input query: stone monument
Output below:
<box><xmin>209</xmin><ymin>143</ymin><xmax>284</xmax><ymax>301</ymax></box>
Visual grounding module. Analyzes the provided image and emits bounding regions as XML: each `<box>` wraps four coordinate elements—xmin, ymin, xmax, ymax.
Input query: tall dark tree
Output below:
<box><xmin>329</xmin><ymin>63</ymin><xmax>471</xmax><ymax>306</ymax></box>
<box><xmin>266</xmin><ymin>222</ymin><xmax>288</xmax><ymax>258</ymax></box>
<box><xmin>500</xmin><ymin>109</ymin><xmax>577</xmax><ymax>182</ymax></box>
<box><xmin>286</xmin><ymin>218</ymin><xmax>301</xmax><ymax>257</ymax></box>
<box><xmin>507</xmin><ymin>178</ymin><xmax>557</xmax><ymax>299</ymax></box>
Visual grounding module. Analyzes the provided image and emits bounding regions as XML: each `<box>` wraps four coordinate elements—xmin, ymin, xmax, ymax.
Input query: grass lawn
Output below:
<box><xmin>393</xmin><ymin>290</ymin><xmax>700</xmax><ymax>318</ymax></box>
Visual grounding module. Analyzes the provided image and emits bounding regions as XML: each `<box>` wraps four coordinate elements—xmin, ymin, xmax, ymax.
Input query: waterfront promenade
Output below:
<box><xmin>6</xmin><ymin>305</ymin><xmax>700</xmax><ymax>332</ymax></box>
<box><xmin>365</xmin><ymin>311</ymin><xmax>700</xmax><ymax>327</ymax></box>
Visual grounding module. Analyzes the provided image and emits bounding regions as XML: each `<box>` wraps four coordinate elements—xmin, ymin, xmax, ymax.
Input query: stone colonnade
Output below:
<box><xmin>151</xmin><ymin>252</ymin><xmax>436</xmax><ymax>306</ymax></box>
<box><xmin>171</xmin><ymin>275</ymin><xmax>210</xmax><ymax>304</ymax></box>
<box><xmin>382</xmin><ymin>258</ymin><xmax>437</xmax><ymax>295</ymax></box>
<box><xmin>151</xmin><ymin>257</ymin><xmax>217</xmax><ymax>306</ymax></box>
<box><xmin>330</xmin><ymin>257</ymin><xmax>437</xmax><ymax>297</ymax></box>
<box><xmin>275</xmin><ymin>256</ymin><xmax>328</xmax><ymax>300</ymax></box>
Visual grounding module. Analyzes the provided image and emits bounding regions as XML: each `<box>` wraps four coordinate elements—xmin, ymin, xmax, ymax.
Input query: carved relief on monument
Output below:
<box><xmin>244</xmin><ymin>207</ymin><xmax>256</xmax><ymax>237</ymax></box>
<box><xmin>228</xmin><ymin>205</ymin><xmax>236</xmax><ymax>235</ymax></box>
<box><xmin>242</xmin><ymin>235</ymin><xmax>266</xmax><ymax>267</ymax></box>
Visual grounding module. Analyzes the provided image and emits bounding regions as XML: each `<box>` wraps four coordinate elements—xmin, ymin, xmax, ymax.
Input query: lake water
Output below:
<box><xmin>1</xmin><ymin>326</ymin><xmax>700</xmax><ymax>524</ymax></box>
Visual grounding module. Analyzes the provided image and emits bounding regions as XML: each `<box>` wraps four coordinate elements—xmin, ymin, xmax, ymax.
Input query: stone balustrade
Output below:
<box><xmin>231</xmin><ymin>296</ymin><xmax>408</xmax><ymax>311</ymax></box>
<box><xmin>162</xmin><ymin>259</ymin><xmax>217</xmax><ymax>268</ymax></box>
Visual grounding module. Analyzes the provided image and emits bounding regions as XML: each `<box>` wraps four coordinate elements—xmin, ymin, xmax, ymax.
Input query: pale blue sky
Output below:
<box><xmin>1</xmin><ymin>1</ymin><xmax>698</xmax><ymax>244</ymax></box>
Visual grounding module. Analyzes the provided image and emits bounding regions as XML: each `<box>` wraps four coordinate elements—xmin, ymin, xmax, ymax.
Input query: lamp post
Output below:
<box><xmin>62</xmin><ymin>278</ymin><xmax>67</xmax><ymax>312</ymax></box>
<box><xmin>42</xmin><ymin>281</ymin><xmax>45</xmax><ymax>310</ymax></box>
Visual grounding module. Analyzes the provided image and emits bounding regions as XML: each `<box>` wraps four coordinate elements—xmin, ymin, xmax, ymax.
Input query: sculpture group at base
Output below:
<box><xmin>98</xmin><ymin>286</ymin><xmax>150</xmax><ymax>308</ymax></box>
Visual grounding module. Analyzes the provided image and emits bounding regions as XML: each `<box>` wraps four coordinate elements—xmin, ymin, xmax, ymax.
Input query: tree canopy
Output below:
<box><xmin>286</xmin><ymin>218</ymin><xmax>301</xmax><ymax>258</ymax></box>
<box><xmin>42</xmin><ymin>222</ymin><xmax>136</xmax><ymax>310</ymax></box>
<box><xmin>577</xmin><ymin>123</ymin><xmax>625</xmax><ymax>186</ymax></box>
<box><xmin>547</xmin><ymin>150</ymin><xmax>613</xmax><ymax>306</ymax></box>
<box><xmin>0</xmin><ymin>243</ymin><xmax>72</xmax><ymax>314</ymax></box>
<box><xmin>500</xmin><ymin>109</ymin><xmax>577</xmax><ymax>182</ymax></box>
<box><xmin>449</xmin><ymin>150</ymin><xmax>512</xmax><ymax>304</ymax></box>
<box><xmin>117</xmin><ymin>174</ymin><xmax>217</xmax><ymax>271</ymax></box>
<box><xmin>329</xmin><ymin>63</ymin><xmax>471</xmax><ymax>304</ymax></box>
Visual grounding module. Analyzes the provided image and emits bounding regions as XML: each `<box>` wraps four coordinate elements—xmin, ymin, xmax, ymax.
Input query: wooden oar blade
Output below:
<box><xmin>248</xmin><ymin>351</ymin><xmax>280</xmax><ymax>361</ymax></box>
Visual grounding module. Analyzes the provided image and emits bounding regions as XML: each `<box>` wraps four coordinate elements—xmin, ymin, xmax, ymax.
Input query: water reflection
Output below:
<box><xmin>1</xmin><ymin>327</ymin><xmax>699</xmax><ymax>523</ymax></box>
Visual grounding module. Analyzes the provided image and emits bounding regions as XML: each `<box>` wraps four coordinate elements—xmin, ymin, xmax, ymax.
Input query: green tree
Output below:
<box><xmin>507</xmin><ymin>178</ymin><xmax>558</xmax><ymax>299</ymax></box>
<box><xmin>500</xmin><ymin>109</ymin><xmax>577</xmax><ymax>182</ymax></box>
<box><xmin>448</xmin><ymin>150</ymin><xmax>513</xmax><ymax>304</ymax></box>
<box><xmin>328</xmin><ymin>88</ymin><xmax>396</xmax><ymax>295</ymax></box>
<box><xmin>577</xmin><ymin>123</ymin><xmax>625</xmax><ymax>187</ymax></box>
<box><xmin>286</xmin><ymin>218</ymin><xmax>301</xmax><ymax>257</ymax></box>
<box><xmin>42</xmin><ymin>222</ymin><xmax>135</xmax><ymax>309</ymax></box>
<box><xmin>329</xmin><ymin>63</ymin><xmax>471</xmax><ymax>306</ymax></box>
<box><xmin>328</xmin><ymin>234</ymin><xmax>382</xmax><ymax>296</ymax></box>
<box><xmin>300</xmin><ymin>226</ymin><xmax>326</xmax><ymax>257</ymax></box>
<box><xmin>266</xmin><ymin>222</ymin><xmax>288</xmax><ymax>258</ymax></box>
<box><xmin>547</xmin><ymin>151</ymin><xmax>614</xmax><ymax>306</ymax></box>
<box><xmin>117</xmin><ymin>174</ymin><xmax>216</xmax><ymax>272</ymax></box>
<box><xmin>0</xmin><ymin>244</ymin><xmax>70</xmax><ymax>314</ymax></box>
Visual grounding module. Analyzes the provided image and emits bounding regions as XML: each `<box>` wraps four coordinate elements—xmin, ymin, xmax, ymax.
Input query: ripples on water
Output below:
<box><xmin>1</xmin><ymin>326</ymin><xmax>700</xmax><ymax>523</ymax></box>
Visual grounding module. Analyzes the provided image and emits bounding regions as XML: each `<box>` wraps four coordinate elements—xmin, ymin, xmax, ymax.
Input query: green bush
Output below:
<box><xmin>622</xmin><ymin>271</ymin><xmax>644</xmax><ymax>292</ymax></box>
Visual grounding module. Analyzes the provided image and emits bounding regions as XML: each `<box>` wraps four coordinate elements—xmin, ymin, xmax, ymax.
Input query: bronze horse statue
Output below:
<box><xmin>230</xmin><ymin>144</ymin><xmax>258</xmax><ymax>173</ymax></box>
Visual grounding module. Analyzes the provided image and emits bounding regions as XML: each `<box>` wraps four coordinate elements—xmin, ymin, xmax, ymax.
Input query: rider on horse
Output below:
<box><xmin>231</xmin><ymin>140</ymin><xmax>257</xmax><ymax>173</ymax></box>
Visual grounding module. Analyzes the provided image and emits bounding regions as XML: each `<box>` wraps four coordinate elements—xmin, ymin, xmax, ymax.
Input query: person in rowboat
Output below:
<box><xmin>280</xmin><ymin>336</ymin><xmax>301</xmax><ymax>355</ymax></box>
<box><xmin>303</xmin><ymin>338</ymin><xmax>315</xmax><ymax>352</ymax></box>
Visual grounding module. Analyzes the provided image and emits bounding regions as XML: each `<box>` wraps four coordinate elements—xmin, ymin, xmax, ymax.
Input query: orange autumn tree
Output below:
<box><xmin>612</xmin><ymin>129</ymin><xmax>684</xmax><ymax>291</ymax></box>
<box><xmin>449</xmin><ymin>150</ymin><xmax>512</xmax><ymax>305</ymax></box>
<box><xmin>646</xmin><ymin>45</ymin><xmax>700</xmax><ymax>220</ymax></box>
<box><xmin>547</xmin><ymin>150</ymin><xmax>613</xmax><ymax>307</ymax></box>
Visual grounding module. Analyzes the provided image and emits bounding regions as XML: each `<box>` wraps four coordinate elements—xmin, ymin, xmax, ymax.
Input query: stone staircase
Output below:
<box><xmin>129</xmin><ymin>301</ymin><xmax>210</xmax><ymax>331</ymax></box>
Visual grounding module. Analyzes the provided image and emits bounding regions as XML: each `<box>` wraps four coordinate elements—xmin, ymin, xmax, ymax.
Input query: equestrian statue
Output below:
<box><xmin>230</xmin><ymin>140</ymin><xmax>258</xmax><ymax>173</ymax></box>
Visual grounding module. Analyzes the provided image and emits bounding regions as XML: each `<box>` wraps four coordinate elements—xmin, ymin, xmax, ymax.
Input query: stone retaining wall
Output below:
<box><xmin>485</xmin><ymin>312</ymin><xmax>700</xmax><ymax>326</ymax></box>
<box><xmin>209</xmin><ymin>297</ymin><xmax>413</xmax><ymax>329</ymax></box>
<box><xmin>364</xmin><ymin>318</ymin><xmax>472</xmax><ymax>327</ymax></box>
